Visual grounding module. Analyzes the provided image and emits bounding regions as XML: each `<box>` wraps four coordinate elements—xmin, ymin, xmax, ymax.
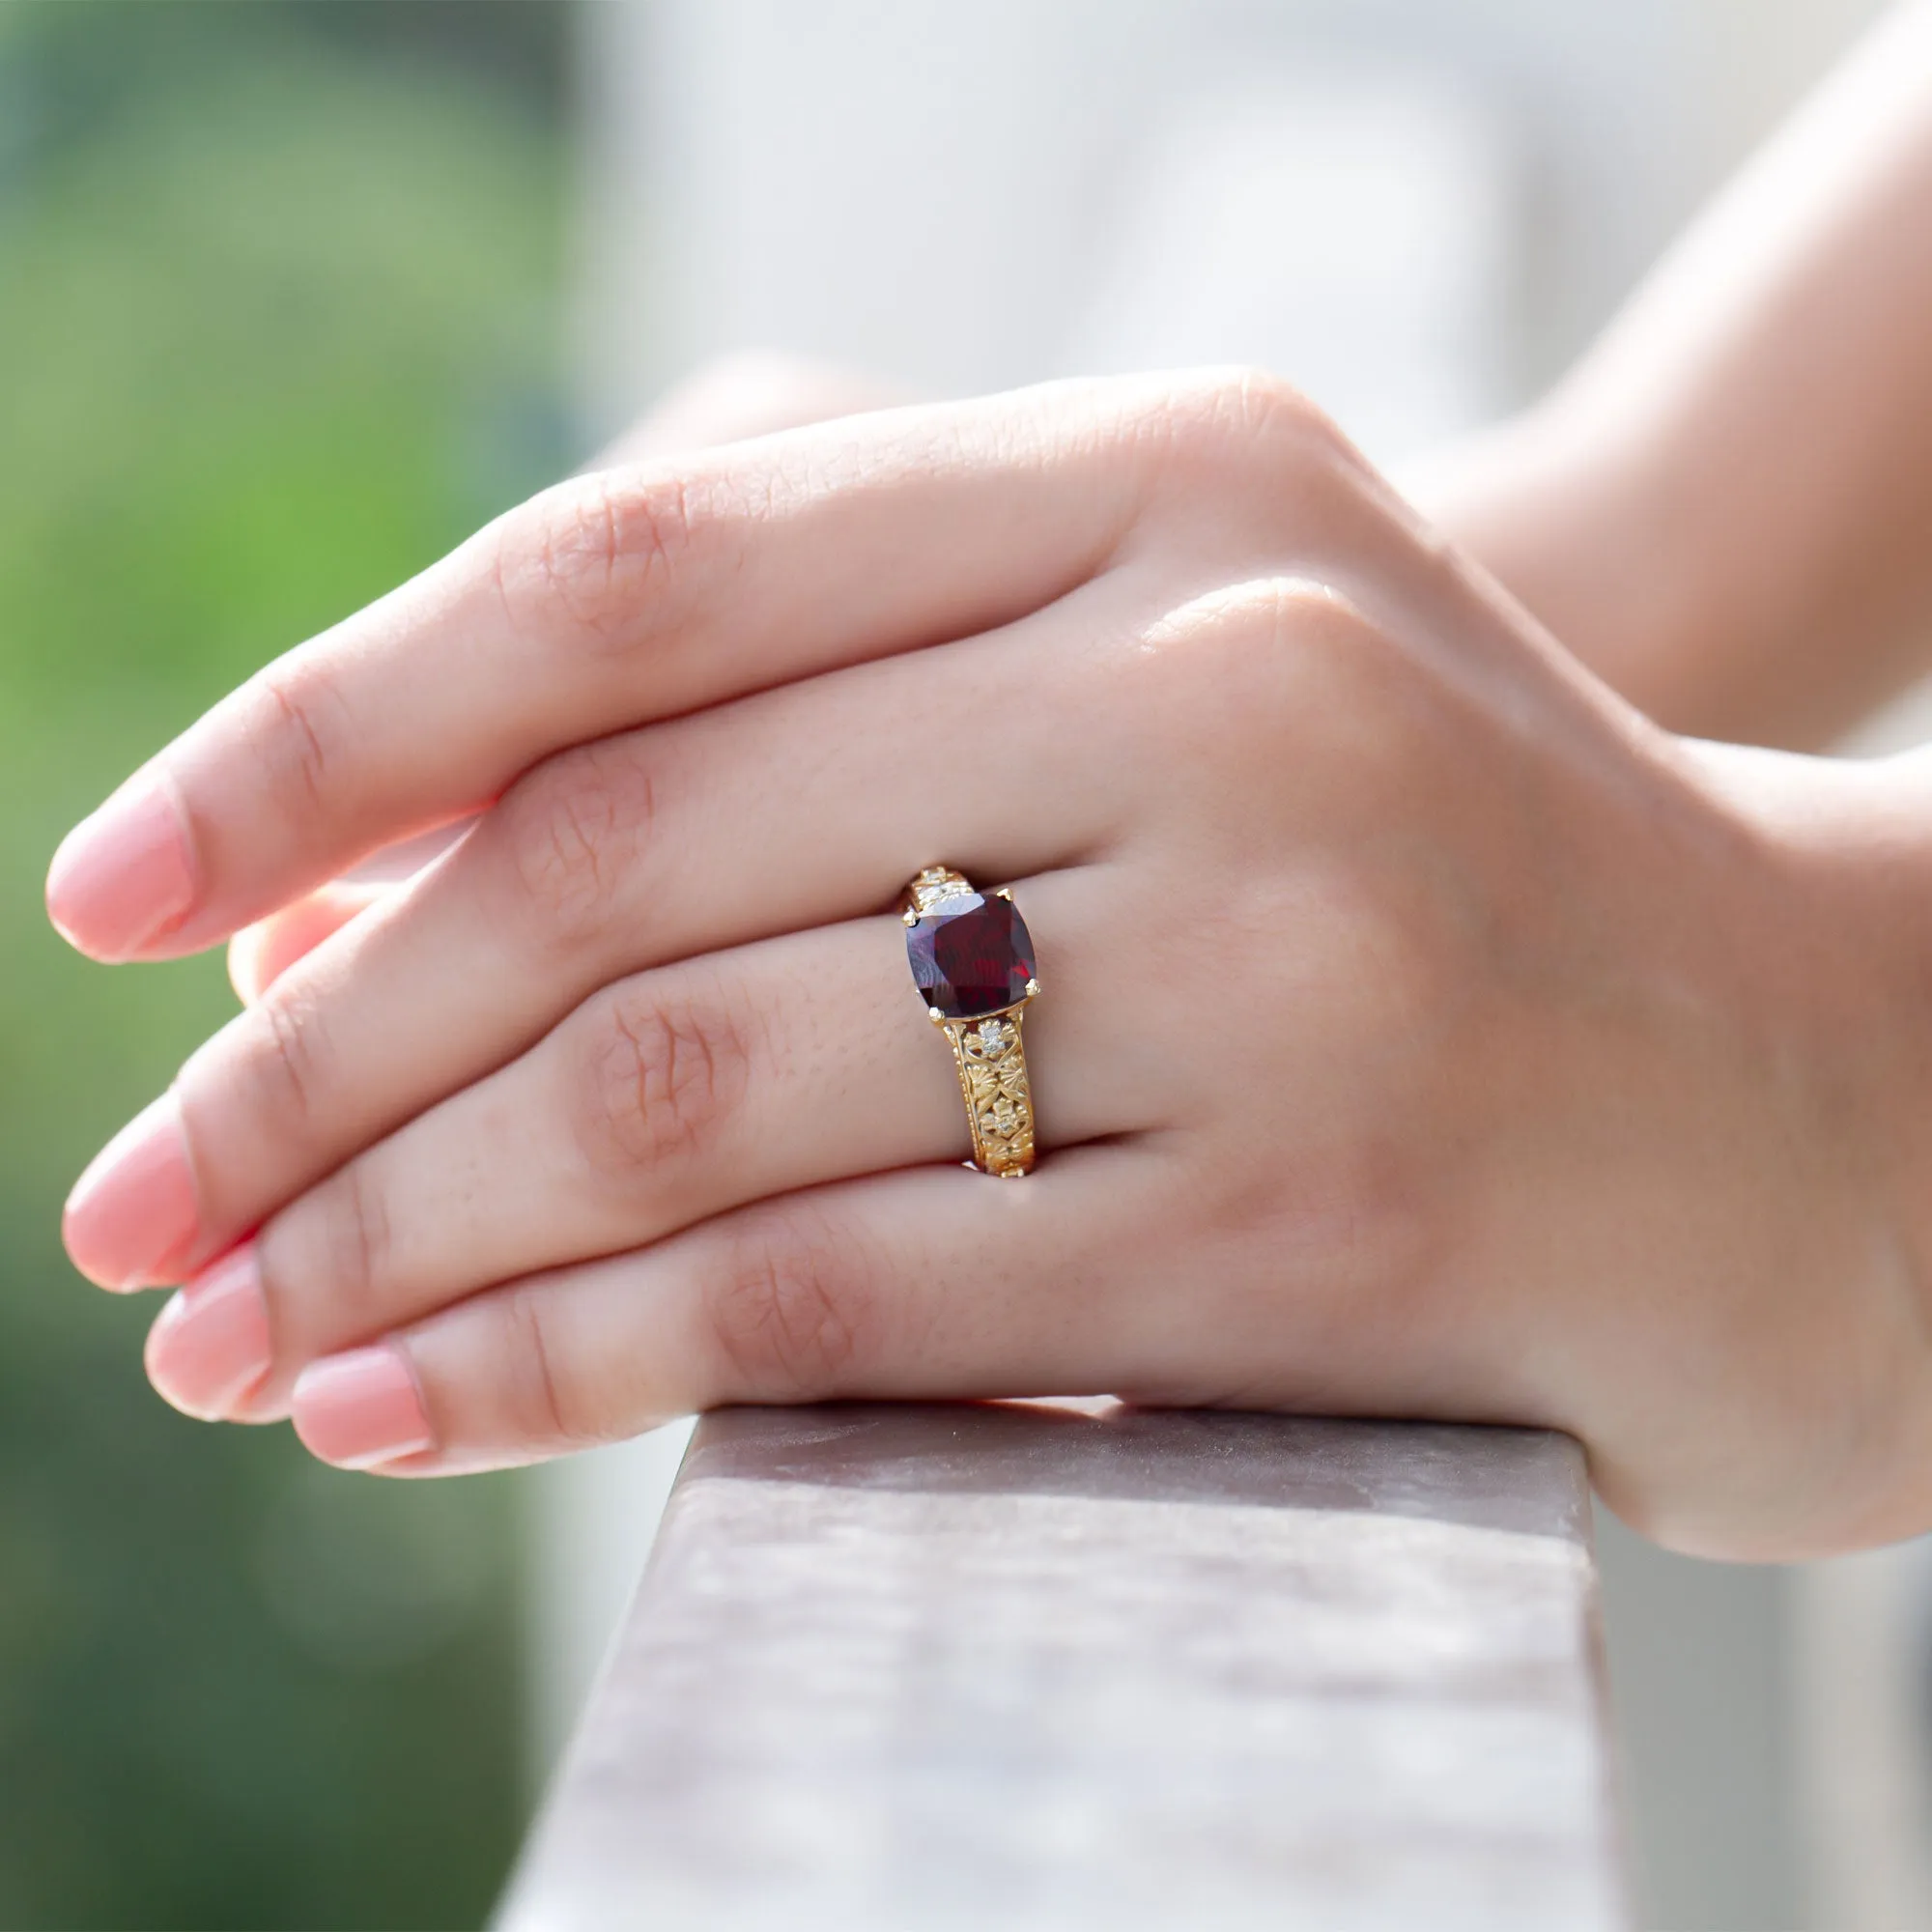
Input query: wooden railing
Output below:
<box><xmin>496</xmin><ymin>1402</ymin><xmax>1624</xmax><ymax>1930</ymax></box>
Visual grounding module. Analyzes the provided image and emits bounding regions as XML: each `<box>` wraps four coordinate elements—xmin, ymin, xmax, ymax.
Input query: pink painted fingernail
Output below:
<box><xmin>46</xmin><ymin>771</ymin><xmax>196</xmax><ymax>961</ymax></box>
<box><xmin>63</xmin><ymin>1093</ymin><xmax>199</xmax><ymax>1291</ymax></box>
<box><xmin>145</xmin><ymin>1246</ymin><xmax>271</xmax><ymax>1421</ymax></box>
<box><xmin>293</xmin><ymin>1347</ymin><xmax>435</xmax><ymax>1469</ymax></box>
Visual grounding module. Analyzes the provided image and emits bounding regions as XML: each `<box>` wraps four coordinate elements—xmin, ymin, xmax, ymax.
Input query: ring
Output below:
<box><xmin>901</xmin><ymin>866</ymin><xmax>1040</xmax><ymax>1178</ymax></box>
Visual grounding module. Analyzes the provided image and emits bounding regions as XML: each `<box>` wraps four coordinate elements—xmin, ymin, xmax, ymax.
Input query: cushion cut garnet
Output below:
<box><xmin>905</xmin><ymin>891</ymin><xmax>1037</xmax><ymax>1019</ymax></box>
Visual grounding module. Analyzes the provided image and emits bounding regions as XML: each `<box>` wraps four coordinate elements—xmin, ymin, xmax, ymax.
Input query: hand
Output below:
<box><xmin>48</xmin><ymin>367</ymin><xmax>1932</xmax><ymax>1561</ymax></box>
<box><xmin>215</xmin><ymin>352</ymin><xmax>909</xmax><ymax>1004</ymax></box>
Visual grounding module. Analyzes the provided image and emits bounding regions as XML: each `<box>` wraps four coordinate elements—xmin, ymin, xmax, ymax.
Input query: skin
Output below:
<box><xmin>45</xmin><ymin>6</ymin><xmax>1932</xmax><ymax>1564</ymax></box>
<box><xmin>1412</xmin><ymin>0</ymin><xmax>1932</xmax><ymax>748</ymax></box>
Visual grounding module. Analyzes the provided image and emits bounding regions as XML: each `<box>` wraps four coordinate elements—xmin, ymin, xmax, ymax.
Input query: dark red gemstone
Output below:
<box><xmin>905</xmin><ymin>891</ymin><xmax>1037</xmax><ymax>1019</ymax></box>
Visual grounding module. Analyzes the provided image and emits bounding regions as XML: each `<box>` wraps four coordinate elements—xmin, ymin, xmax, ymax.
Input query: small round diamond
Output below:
<box><xmin>966</xmin><ymin>1017</ymin><xmax>1013</xmax><ymax>1060</ymax></box>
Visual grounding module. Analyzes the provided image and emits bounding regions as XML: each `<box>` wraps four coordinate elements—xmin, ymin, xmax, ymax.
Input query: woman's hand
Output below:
<box><xmin>214</xmin><ymin>351</ymin><xmax>911</xmax><ymax>1004</ymax></box>
<box><xmin>48</xmin><ymin>369</ymin><xmax>1932</xmax><ymax>1560</ymax></box>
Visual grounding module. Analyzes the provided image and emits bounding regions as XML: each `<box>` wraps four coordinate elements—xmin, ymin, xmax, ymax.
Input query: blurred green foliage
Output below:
<box><xmin>0</xmin><ymin>4</ymin><xmax>570</xmax><ymax>1924</ymax></box>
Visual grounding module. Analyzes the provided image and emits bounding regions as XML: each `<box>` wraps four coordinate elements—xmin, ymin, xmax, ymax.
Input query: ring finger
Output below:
<box><xmin>144</xmin><ymin>865</ymin><xmax>1164</xmax><ymax>1422</ymax></box>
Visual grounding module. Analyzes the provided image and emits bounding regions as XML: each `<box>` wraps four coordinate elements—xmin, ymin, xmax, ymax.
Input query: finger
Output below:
<box><xmin>45</xmin><ymin>375</ymin><xmax>1186</xmax><ymax>963</ymax></box>
<box><xmin>283</xmin><ymin>1143</ymin><xmax>1182</xmax><ymax>1474</ymax></box>
<box><xmin>146</xmin><ymin>868</ymin><xmax>1153</xmax><ymax>1420</ymax></box>
<box><xmin>223</xmin><ymin>818</ymin><xmax>471</xmax><ymax>1004</ymax></box>
<box><xmin>78</xmin><ymin>605</ymin><xmax>1131</xmax><ymax>1293</ymax></box>
<box><xmin>229</xmin><ymin>883</ymin><xmax>386</xmax><ymax>1005</ymax></box>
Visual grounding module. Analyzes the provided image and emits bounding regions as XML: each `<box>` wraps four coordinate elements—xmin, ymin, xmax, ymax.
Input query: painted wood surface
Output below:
<box><xmin>498</xmin><ymin>1401</ymin><xmax>1623</xmax><ymax>1931</ymax></box>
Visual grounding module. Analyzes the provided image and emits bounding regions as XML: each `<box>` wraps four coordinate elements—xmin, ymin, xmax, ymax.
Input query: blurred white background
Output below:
<box><xmin>542</xmin><ymin>6</ymin><xmax>1918</xmax><ymax>1926</ymax></box>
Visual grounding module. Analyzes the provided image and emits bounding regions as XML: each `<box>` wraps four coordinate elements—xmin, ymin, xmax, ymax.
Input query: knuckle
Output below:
<box><xmin>494</xmin><ymin>468</ymin><xmax>697</xmax><ymax>651</ymax></box>
<box><xmin>574</xmin><ymin>978</ymin><xmax>754</xmax><ymax>1180</ymax></box>
<box><xmin>701</xmin><ymin>1209</ymin><xmax>875</xmax><ymax>1402</ymax></box>
<box><xmin>1205</xmin><ymin>1129</ymin><xmax>1443</xmax><ymax>1338</ymax></box>
<box><xmin>321</xmin><ymin>1160</ymin><xmax>393</xmax><ymax>1323</ymax></box>
<box><xmin>501</xmin><ymin>742</ymin><xmax>659</xmax><ymax>946</ymax></box>
<box><xmin>1182</xmin><ymin>573</ymin><xmax>1357</xmax><ymax>657</ymax></box>
<box><xmin>253</xmin><ymin>665</ymin><xmax>351</xmax><ymax>824</ymax></box>
<box><xmin>1140</xmin><ymin>576</ymin><xmax>1395</xmax><ymax>742</ymax></box>
<box><xmin>497</xmin><ymin>1282</ymin><xmax>606</xmax><ymax>1449</ymax></box>
<box><xmin>1157</xmin><ymin>366</ymin><xmax>1351</xmax><ymax>478</ymax></box>
<box><xmin>250</xmin><ymin>981</ymin><xmax>332</xmax><ymax>1139</ymax></box>
<box><xmin>267</xmin><ymin>1157</ymin><xmax>393</xmax><ymax>1338</ymax></box>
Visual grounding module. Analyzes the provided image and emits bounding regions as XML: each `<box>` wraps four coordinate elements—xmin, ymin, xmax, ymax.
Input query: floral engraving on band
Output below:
<box><xmin>952</xmin><ymin>1014</ymin><xmax>1034</xmax><ymax>1175</ymax></box>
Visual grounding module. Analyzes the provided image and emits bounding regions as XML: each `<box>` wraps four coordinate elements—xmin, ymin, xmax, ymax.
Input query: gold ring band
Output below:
<box><xmin>901</xmin><ymin>866</ymin><xmax>1039</xmax><ymax>1178</ymax></box>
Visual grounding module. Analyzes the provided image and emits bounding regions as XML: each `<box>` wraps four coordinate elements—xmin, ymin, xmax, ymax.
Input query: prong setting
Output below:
<box><xmin>904</xmin><ymin>867</ymin><xmax>1037</xmax><ymax>1178</ymax></box>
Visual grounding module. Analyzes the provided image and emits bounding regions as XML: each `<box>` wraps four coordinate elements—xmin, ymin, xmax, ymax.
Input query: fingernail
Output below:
<box><xmin>46</xmin><ymin>771</ymin><xmax>196</xmax><ymax>961</ymax></box>
<box><xmin>63</xmin><ymin>1093</ymin><xmax>199</xmax><ymax>1291</ymax></box>
<box><xmin>145</xmin><ymin>1246</ymin><xmax>271</xmax><ymax>1420</ymax></box>
<box><xmin>292</xmin><ymin>1347</ymin><xmax>435</xmax><ymax>1470</ymax></box>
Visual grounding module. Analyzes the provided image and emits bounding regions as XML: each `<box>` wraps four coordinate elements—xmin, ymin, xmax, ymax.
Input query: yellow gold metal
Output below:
<box><xmin>901</xmin><ymin>867</ymin><xmax>1038</xmax><ymax>1178</ymax></box>
<box><xmin>903</xmin><ymin>865</ymin><xmax>970</xmax><ymax>914</ymax></box>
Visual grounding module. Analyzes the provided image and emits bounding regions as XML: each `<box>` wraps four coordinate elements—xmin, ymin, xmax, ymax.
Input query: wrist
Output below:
<box><xmin>1683</xmin><ymin>738</ymin><xmax>1932</xmax><ymax>1540</ymax></box>
<box><xmin>1406</xmin><ymin>398</ymin><xmax>1730</xmax><ymax>735</ymax></box>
